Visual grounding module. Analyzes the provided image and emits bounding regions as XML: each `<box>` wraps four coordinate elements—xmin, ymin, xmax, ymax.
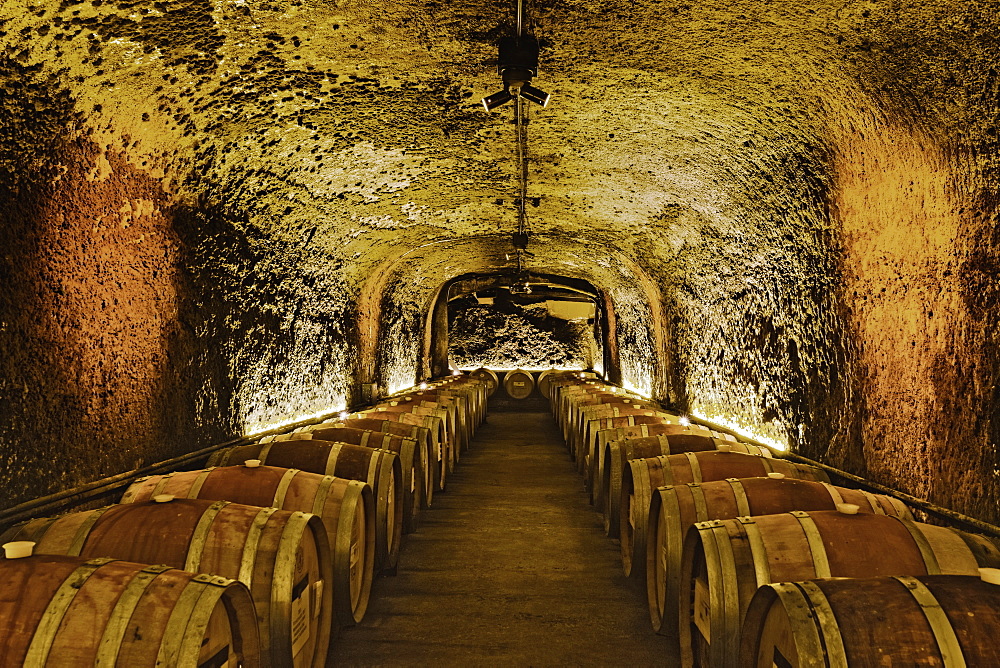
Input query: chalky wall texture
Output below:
<box><xmin>1</xmin><ymin>0</ymin><xmax>998</xmax><ymax>524</ymax></box>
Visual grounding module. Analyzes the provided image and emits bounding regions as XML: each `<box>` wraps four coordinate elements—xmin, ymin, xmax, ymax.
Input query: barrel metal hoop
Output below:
<box><xmin>894</xmin><ymin>576</ymin><xmax>967</xmax><ymax>667</ymax></box>
<box><xmin>360</xmin><ymin>431</ymin><xmax>371</xmax><ymax>447</ymax></box>
<box><xmin>736</xmin><ymin>516</ymin><xmax>772</xmax><ymax>587</ymax></box>
<box><xmin>185</xmin><ymin>500</ymin><xmax>229</xmax><ymax>574</ymax></box>
<box><xmin>797</xmin><ymin>580</ymin><xmax>849</xmax><ymax>667</ymax></box>
<box><xmin>179</xmin><ymin>580</ymin><xmax>227</xmax><ymax>666</ymax></box>
<box><xmin>68</xmin><ymin>506</ymin><xmax>116</xmax><ymax>557</ymax></box>
<box><xmin>859</xmin><ymin>489</ymin><xmax>886</xmax><ymax>515</ymax></box>
<box><xmin>235</xmin><ymin>505</ymin><xmax>277</xmax><ymax>587</ymax></box>
<box><xmin>709</xmin><ymin>522</ymin><xmax>741</xmax><ymax>662</ymax></box>
<box><xmin>791</xmin><ymin>511</ymin><xmax>832</xmax><ymax>578</ymax></box>
<box><xmin>95</xmin><ymin>564</ymin><xmax>173</xmax><ymax>666</ymax></box>
<box><xmin>684</xmin><ymin>451</ymin><xmax>703</xmax><ymax>483</ymax></box>
<box><xmin>821</xmin><ymin>482</ymin><xmax>845</xmax><ymax>507</ymax></box>
<box><xmin>887</xmin><ymin>495</ymin><xmax>914</xmax><ymax>520</ymax></box>
<box><xmin>900</xmin><ymin>518</ymin><xmax>942</xmax><ymax>574</ymax></box>
<box><xmin>689</xmin><ymin>483</ymin><xmax>709</xmax><ymax>523</ymax></box>
<box><xmin>273</xmin><ymin>468</ymin><xmax>300</xmax><ymax>508</ymax></box>
<box><xmin>769</xmin><ymin>583</ymin><xmax>830</xmax><ymax>668</ymax></box>
<box><xmin>726</xmin><ymin>478</ymin><xmax>751</xmax><ymax>517</ymax></box>
<box><xmin>155</xmin><ymin>574</ymin><xmax>211</xmax><ymax>667</ymax></box>
<box><xmin>271</xmin><ymin>512</ymin><xmax>313</xmax><ymax>661</ymax></box>
<box><xmin>258</xmin><ymin>441</ymin><xmax>274</xmax><ymax>463</ymax></box>
<box><xmin>185</xmin><ymin>468</ymin><xmax>212</xmax><ymax>499</ymax></box>
<box><xmin>25</xmin><ymin>559</ymin><xmax>108</xmax><ymax>666</ymax></box>
<box><xmin>325</xmin><ymin>443</ymin><xmax>344</xmax><ymax>476</ymax></box>
<box><xmin>759</xmin><ymin>456</ymin><xmax>776</xmax><ymax>474</ymax></box>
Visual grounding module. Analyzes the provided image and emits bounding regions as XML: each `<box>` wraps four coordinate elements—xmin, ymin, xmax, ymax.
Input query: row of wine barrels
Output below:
<box><xmin>121</xmin><ymin>462</ymin><xmax>375</xmax><ymax>627</ymax></box>
<box><xmin>209</xmin><ymin>441</ymin><xmax>403</xmax><ymax>574</ymax></box>
<box><xmin>643</xmin><ymin>471</ymin><xmax>905</xmax><ymax>632</ymax></box>
<box><xmin>741</xmin><ymin>573</ymin><xmax>1000</xmax><ymax>667</ymax></box>
<box><xmin>351</xmin><ymin>409</ymin><xmax>448</xmax><ymax>491</ymax></box>
<box><xmin>679</xmin><ymin>509</ymin><xmax>1000</xmax><ymax>667</ymax></box>
<box><xmin>623</xmin><ymin>451</ymin><xmax>834</xmax><ymax>582</ymax></box>
<box><xmin>1</xmin><ymin>498</ymin><xmax>334</xmax><ymax>668</ymax></box>
<box><xmin>603</xmin><ymin>439</ymin><xmax>774</xmax><ymax>537</ymax></box>
<box><xmin>266</xmin><ymin>426</ymin><xmax>429</xmax><ymax>533</ymax></box>
<box><xmin>0</xmin><ymin>553</ymin><xmax>262</xmax><ymax>667</ymax></box>
<box><xmin>297</xmin><ymin>418</ymin><xmax>435</xmax><ymax>509</ymax></box>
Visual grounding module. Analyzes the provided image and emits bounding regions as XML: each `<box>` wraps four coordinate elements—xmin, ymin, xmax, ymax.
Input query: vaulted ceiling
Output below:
<box><xmin>2</xmin><ymin>0</ymin><xmax>999</xmax><ymax>523</ymax></box>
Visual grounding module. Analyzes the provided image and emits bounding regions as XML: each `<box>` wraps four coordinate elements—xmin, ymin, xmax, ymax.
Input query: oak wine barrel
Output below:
<box><xmin>353</xmin><ymin>409</ymin><xmax>447</xmax><ymax>492</ymax></box>
<box><xmin>208</xmin><ymin>440</ymin><xmax>403</xmax><ymax>573</ymax></box>
<box><xmin>643</xmin><ymin>474</ymin><xmax>905</xmax><ymax>633</ymax></box>
<box><xmin>470</xmin><ymin>367</ymin><xmax>500</xmax><ymax>397</ymax></box>
<box><xmin>626</xmin><ymin>462</ymin><xmax>832</xmax><ymax>583</ymax></box>
<box><xmin>740</xmin><ymin>573</ymin><xmax>1000</xmax><ymax>668</ymax></box>
<box><xmin>502</xmin><ymin>369</ymin><xmax>535</xmax><ymax>399</ymax></box>
<box><xmin>268</xmin><ymin>427</ymin><xmax>426</xmax><ymax>532</ymax></box>
<box><xmin>1</xmin><ymin>499</ymin><xmax>333</xmax><ymax>668</ymax></box>
<box><xmin>603</xmin><ymin>437</ymin><xmax>770</xmax><ymax>537</ymax></box>
<box><xmin>0</xmin><ymin>554</ymin><xmax>261</xmax><ymax>668</ymax></box>
<box><xmin>589</xmin><ymin>422</ymin><xmax>705</xmax><ymax>501</ymax></box>
<box><xmin>678</xmin><ymin>510</ymin><xmax>1000</xmax><ymax>668</ymax></box>
<box><xmin>121</xmin><ymin>464</ymin><xmax>375</xmax><ymax>627</ymax></box>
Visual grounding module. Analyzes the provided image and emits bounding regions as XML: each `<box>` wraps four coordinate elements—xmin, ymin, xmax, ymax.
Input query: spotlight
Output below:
<box><xmin>480</xmin><ymin>34</ymin><xmax>552</xmax><ymax>111</ymax></box>
<box><xmin>482</xmin><ymin>89</ymin><xmax>513</xmax><ymax>111</ymax></box>
<box><xmin>339</xmin><ymin>411</ymin><xmax>349</xmax><ymax>420</ymax></box>
<box><xmin>419</xmin><ymin>382</ymin><xmax>428</xmax><ymax>390</ymax></box>
<box><xmin>519</xmin><ymin>83</ymin><xmax>550</xmax><ymax>108</ymax></box>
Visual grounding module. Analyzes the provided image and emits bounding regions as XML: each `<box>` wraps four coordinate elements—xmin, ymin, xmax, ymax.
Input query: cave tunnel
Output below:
<box><xmin>2</xmin><ymin>0</ymin><xmax>1000</xmax><ymax>664</ymax></box>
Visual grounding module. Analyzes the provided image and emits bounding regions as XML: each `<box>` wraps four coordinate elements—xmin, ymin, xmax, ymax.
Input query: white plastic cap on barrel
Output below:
<box><xmin>717</xmin><ymin>443</ymin><xmax>732</xmax><ymax>453</ymax></box>
<box><xmin>767</xmin><ymin>472</ymin><xmax>786</xmax><ymax>479</ymax></box>
<box><xmin>244</xmin><ymin>459</ymin><xmax>262</xmax><ymax>468</ymax></box>
<box><xmin>836</xmin><ymin>503</ymin><xmax>860</xmax><ymax>515</ymax></box>
<box><xmin>979</xmin><ymin>568</ymin><xmax>1000</xmax><ymax>585</ymax></box>
<box><xmin>153</xmin><ymin>494</ymin><xmax>175</xmax><ymax>503</ymax></box>
<box><xmin>3</xmin><ymin>541</ymin><xmax>35</xmax><ymax>559</ymax></box>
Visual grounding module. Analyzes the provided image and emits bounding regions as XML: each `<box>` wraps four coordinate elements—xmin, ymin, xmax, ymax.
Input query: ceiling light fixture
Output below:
<box><xmin>481</xmin><ymin>0</ymin><xmax>550</xmax><ymax>112</ymax></box>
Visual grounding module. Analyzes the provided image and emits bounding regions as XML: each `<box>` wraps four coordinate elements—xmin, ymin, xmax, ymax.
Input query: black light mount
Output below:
<box><xmin>512</xmin><ymin>230</ymin><xmax>530</xmax><ymax>250</ymax></box>
<box><xmin>482</xmin><ymin>34</ymin><xmax>551</xmax><ymax>111</ymax></box>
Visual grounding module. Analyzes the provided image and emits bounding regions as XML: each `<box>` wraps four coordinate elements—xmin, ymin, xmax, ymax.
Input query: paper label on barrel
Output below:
<box><xmin>513</xmin><ymin>381</ymin><xmax>525</xmax><ymax>387</ymax></box>
<box><xmin>629</xmin><ymin>494</ymin><xmax>636</xmax><ymax>528</ymax></box>
<box><xmin>772</xmin><ymin>648</ymin><xmax>793</xmax><ymax>668</ymax></box>
<box><xmin>411</xmin><ymin>467</ymin><xmax>416</xmax><ymax>493</ymax></box>
<box><xmin>291</xmin><ymin>575</ymin><xmax>311</xmax><ymax>657</ymax></box>
<box><xmin>694</xmin><ymin>577</ymin><xmax>711</xmax><ymax>642</ymax></box>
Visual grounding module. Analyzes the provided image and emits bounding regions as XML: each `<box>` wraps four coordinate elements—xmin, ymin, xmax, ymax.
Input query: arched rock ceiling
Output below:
<box><xmin>3</xmin><ymin>0</ymin><xmax>1000</xmax><ymax>522</ymax></box>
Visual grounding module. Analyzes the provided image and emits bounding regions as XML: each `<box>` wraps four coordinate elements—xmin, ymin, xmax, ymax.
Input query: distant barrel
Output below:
<box><xmin>502</xmin><ymin>369</ymin><xmax>535</xmax><ymax>399</ymax></box>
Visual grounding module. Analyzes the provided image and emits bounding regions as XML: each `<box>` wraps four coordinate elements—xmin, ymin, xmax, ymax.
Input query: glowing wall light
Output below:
<box><xmin>690</xmin><ymin>408</ymin><xmax>789</xmax><ymax>452</ymax></box>
<box><xmin>243</xmin><ymin>402</ymin><xmax>348</xmax><ymax>438</ymax></box>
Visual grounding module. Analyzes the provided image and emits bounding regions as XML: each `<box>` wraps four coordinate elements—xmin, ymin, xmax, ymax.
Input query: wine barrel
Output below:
<box><xmin>603</xmin><ymin>437</ymin><xmax>770</xmax><ymax>536</ymax></box>
<box><xmin>353</xmin><ymin>410</ymin><xmax>447</xmax><ymax>492</ymax></box>
<box><xmin>0</xmin><ymin>553</ymin><xmax>261</xmax><ymax>667</ymax></box>
<box><xmin>470</xmin><ymin>367</ymin><xmax>500</xmax><ymax>397</ymax></box>
<box><xmin>303</xmin><ymin>419</ymin><xmax>435</xmax><ymax>508</ymax></box>
<box><xmin>538</xmin><ymin>369</ymin><xmax>577</xmax><ymax>400</ymax></box>
<box><xmin>626</xmin><ymin>463</ymin><xmax>833</xmax><ymax>583</ymax></box>
<box><xmin>740</xmin><ymin>573</ymin><xmax>1000</xmax><ymax>668</ymax></box>
<box><xmin>678</xmin><ymin>510</ymin><xmax>1000</xmax><ymax>668</ymax></box>
<box><xmin>375</xmin><ymin>401</ymin><xmax>457</xmax><ymax>473</ymax></box>
<box><xmin>644</xmin><ymin>474</ymin><xmax>904</xmax><ymax>633</ymax></box>
<box><xmin>269</xmin><ymin>427</ymin><xmax>426</xmax><ymax>532</ymax></box>
<box><xmin>503</xmin><ymin>369</ymin><xmax>535</xmax><ymax>399</ymax></box>
<box><xmin>1</xmin><ymin>499</ymin><xmax>334</xmax><ymax>668</ymax></box>
<box><xmin>208</xmin><ymin>441</ymin><xmax>403</xmax><ymax>573</ymax></box>
<box><xmin>572</xmin><ymin>401</ymin><xmax>661</xmax><ymax>472</ymax></box>
<box><xmin>589</xmin><ymin>422</ymin><xmax>701</xmax><ymax>499</ymax></box>
<box><xmin>581</xmin><ymin>412</ymin><xmax>679</xmax><ymax>482</ymax></box>
<box><xmin>121</xmin><ymin>464</ymin><xmax>375</xmax><ymax>627</ymax></box>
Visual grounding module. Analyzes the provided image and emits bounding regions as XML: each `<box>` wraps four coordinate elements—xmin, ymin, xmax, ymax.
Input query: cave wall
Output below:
<box><xmin>1</xmin><ymin>0</ymin><xmax>999</xmax><ymax>528</ymax></box>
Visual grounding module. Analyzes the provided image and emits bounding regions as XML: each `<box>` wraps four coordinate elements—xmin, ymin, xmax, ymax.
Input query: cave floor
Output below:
<box><xmin>330</xmin><ymin>408</ymin><xmax>671</xmax><ymax>666</ymax></box>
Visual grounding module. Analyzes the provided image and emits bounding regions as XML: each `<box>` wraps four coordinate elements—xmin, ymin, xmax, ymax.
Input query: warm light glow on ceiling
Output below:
<box><xmin>690</xmin><ymin>409</ymin><xmax>789</xmax><ymax>452</ymax></box>
<box><xmin>243</xmin><ymin>403</ymin><xmax>347</xmax><ymax>437</ymax></box>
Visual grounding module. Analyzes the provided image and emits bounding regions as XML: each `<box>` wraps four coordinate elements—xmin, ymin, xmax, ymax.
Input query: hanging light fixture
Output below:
<box><xmin>481</xmin><ymin>0</ymin><xmax>551</xmax><ymax>112</ymax></box>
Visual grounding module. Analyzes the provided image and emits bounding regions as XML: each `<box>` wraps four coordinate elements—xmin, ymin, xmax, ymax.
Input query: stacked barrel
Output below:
<box><xmin>0</xmin><ymin>372</ymin><xmax>486</xmax><ymax>667</ymax></box>
<box><xmin>548</xmin><ymin>373</ymin><xmax>1000</xmax><ymax>667</ymax></box>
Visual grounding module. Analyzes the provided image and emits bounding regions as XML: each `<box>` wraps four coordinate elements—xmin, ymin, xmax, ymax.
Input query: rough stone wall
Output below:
<box><xmin>1</xmin><ymin>0</ymin><xmax>999</xmax><ymax>528</ymax></box>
